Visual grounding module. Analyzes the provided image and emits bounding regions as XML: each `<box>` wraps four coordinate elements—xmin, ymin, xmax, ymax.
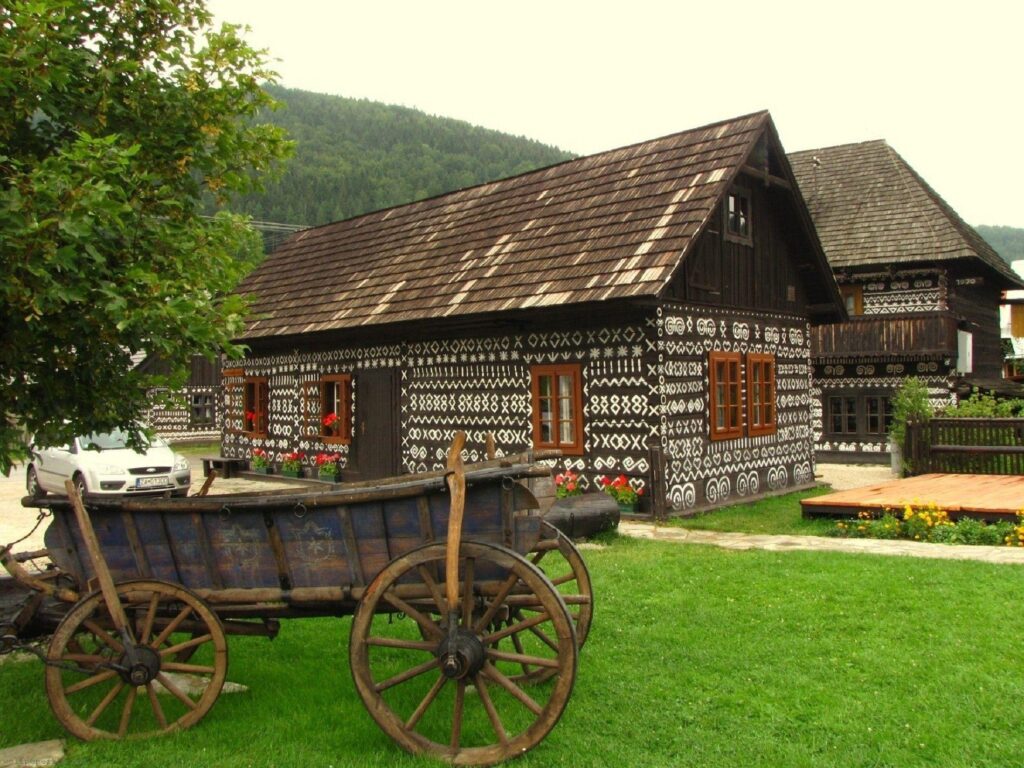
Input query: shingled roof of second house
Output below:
<box><xmin>238</xmin><ymin>110</ymin><xmax>835</xmax><ymax>340</ymax></box>
<box><xmin>789</xmin><ymin>140</ymin><xmax>1023</xmax><ymax>288</ymax></box>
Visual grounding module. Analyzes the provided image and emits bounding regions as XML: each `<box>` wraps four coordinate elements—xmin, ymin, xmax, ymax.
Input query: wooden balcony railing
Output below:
<box><xmin>811</xmin><ymin>312</ymin><xmax>960</xmax><ymax>358</ymax></box>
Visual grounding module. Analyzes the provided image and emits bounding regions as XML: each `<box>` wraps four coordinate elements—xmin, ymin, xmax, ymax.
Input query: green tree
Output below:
<box><xmin>0</xmin><ymin>1</ymin><xmax>291</xmax><ymax>473</ymax></box>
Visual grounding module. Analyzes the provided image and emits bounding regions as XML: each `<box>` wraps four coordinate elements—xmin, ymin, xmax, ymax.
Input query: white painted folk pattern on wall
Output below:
<box><xmin>657</xmin><ymin>302</ymin><xmax>815</xmax><ymax>512</ymax></box>
<box><xmin>222</xmin><ymin>322</ymin><xmax>659</xmax><ymax>495</ymax></box>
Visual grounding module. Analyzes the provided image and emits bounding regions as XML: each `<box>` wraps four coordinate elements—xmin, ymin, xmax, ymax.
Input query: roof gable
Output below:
<box><xmin>789</xmin><ymin>140</ymin><xmax>1024</xmax><ymax>288</ymax></box>
<box><xmin>239</xmin><ymin>111</ymin><xmax>833</xmax><ymax>339</ymax></box>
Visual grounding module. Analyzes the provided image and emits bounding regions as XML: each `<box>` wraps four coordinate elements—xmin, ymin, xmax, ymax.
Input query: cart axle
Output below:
<box><xmin>438</xmin><ymin>616</ymin><xmax>485</xmax><ymax>680</ymax></box>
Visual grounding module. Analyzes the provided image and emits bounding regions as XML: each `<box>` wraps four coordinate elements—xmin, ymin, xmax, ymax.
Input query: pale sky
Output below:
<box><xmin>209</xmin><ymin>0</ymin><xmax>1024</xmax><ymax>228</ymax></box>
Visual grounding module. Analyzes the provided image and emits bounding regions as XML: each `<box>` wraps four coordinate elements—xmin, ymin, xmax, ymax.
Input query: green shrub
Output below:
<box><xmin>942</xmin><ymin>388</ymin><xmax>1024</xmax><ymax>418</ymax></box>
<box><xmin>978</xmin><ymin>520</ymin><xmax>1008</xmax><ymax>544</ymax></box>
<box><xmin>902</xmin><ymin>503</ymin><xmax>952</xmax><ymax>542</ymax></box>
<box><xmin>949</xmin><ymin>516</ymin><xmax>988</xmax><ymax>545</ymax></box>
<box><xmin>831</xmin><ymin>506</ymin><xmax>1019</xmax><ymax>548</ymax></box>
<box><xmin>868</xmin><ymin>513</ymin><xmax>903</xmax><ymax>540</ymax></box>
<box><xmin>929</xmin><ymin>524</ymin><xmax>957</xmax><ymax>544</ymax></box>
<box><xmin>889</xmin><ymin>378</ymin><xmax>934</xmax><ymax>474</ymax></box>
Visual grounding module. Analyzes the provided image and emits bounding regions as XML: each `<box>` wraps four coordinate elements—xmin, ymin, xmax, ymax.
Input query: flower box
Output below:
<box><xmin>314</xmin><ymin>452</ymin><xmax>342</xmax><ymax>484</ymax></box>
<box><xmin>252</xmin><ymin>466</ymin><xmax>271</xmax><ymax>475</ymax></box>
<box><xmin>280</xmin><ymin>468</ymin><xmax>303</xmax><ymax>479</ymax></box>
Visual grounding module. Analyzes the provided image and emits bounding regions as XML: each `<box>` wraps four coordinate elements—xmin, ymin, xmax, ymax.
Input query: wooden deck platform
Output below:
<box><xmin>802</xmin><ymin>474</ymin><xmax>1024</xmax><ymax>520</ymax></box>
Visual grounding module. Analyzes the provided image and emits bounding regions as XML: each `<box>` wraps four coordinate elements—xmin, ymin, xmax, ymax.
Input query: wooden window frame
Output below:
<box><xmin>709</xmin><ymin>351</ymin><xmax>743</xmax><ymax>441</ymax></box>
<box><xmin>840</xmin><ymin>285</ymin><xmax>864</xmax><ymax>316</ymax></box>
<box><xmin>827</xmin><ymin>394</ymin><xmax>859</xmax><ymax>436</ymax></box>
<box><xmin>189</xmin><ymin>392</ymin><xmax>216</xmax><ymax>429</ymax></box>
<box><xmin>865</xmin><ymin>394</ymin><xmax>893</xmax><ymax>436</ymax></box>
<box><xmin>747</xmin><ymin>353</ymin><xmax>776</xmax><ymax>437</ymax></box>
<box><xmin>827</xmin><ymin>392</ymin><xmax>894</xmax><ymax>438</ymax></box>
<box><xmin>724</xmin><ymin>188</ymin><xmax>752</xmax><ymax>245</ymax></box>
<box><xmin>319</xmin><ymin>374</ymin><xmax>352</xmax><ymax>445</ymax></box>
<box><xmin>242</xmin><ymin>376</ymin><xmax>269</xmax><ymax>437</ymax></box>
<box><xmin>530</xmin><ymin>364</ymin><xmax>584</xmax><ymax>456</ymax></box>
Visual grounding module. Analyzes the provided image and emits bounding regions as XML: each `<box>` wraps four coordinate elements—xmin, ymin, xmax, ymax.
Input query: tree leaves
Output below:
<box><xmin>0</xmin><ymin>1</ymin><xmax>291</xmax><ymax>473</ymax></box>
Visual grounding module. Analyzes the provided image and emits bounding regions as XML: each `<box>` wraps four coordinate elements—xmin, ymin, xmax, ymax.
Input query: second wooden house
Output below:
<box><xmin>789</xmin><ymin>141</ymin><xmax>1024</xmax><ymax>462</ymax></box>
<box><xmin>223</xmin><ymin>111</ymin><xmax>844</xmax><ymax>514</ymax></box>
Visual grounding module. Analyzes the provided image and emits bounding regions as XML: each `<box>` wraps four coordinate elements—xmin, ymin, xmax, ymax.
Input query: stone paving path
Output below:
<box><xmin>618</xmin><ymin>522</ymin><xmax>1024</xmax><ymax>565</ymax></box>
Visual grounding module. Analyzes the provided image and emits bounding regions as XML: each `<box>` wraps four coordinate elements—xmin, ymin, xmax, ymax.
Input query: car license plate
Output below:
<box><xmin>136</xmin><ymin>476</ymin><xmax>169</xmax><ymax>489</ymax></box>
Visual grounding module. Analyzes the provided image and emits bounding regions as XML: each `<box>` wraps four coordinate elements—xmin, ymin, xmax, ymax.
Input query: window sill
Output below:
<box><xmin>321</xmin><ymin>435</ymin><xmax>352</xmax><ymax>445</ymax></box>
<box><xmin>533</xmin><ymin>443</ymin><xmax>584</xmax><ymax>456</ymax></box>
<box><xmin>710</xmin><ymin>430</ymin><xmax>743</xmax><ymax>442</ymax></box>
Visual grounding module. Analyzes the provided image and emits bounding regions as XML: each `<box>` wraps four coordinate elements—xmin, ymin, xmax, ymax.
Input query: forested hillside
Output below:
<box><xmin>234</xmin><ymin>85</ymin><xmax>575</xmax><ymax>226</ymax></box>
<box><xmin>977</xmin><ymin>225</ymin><xmax>1024</xmax><ymax>267</ymax></box>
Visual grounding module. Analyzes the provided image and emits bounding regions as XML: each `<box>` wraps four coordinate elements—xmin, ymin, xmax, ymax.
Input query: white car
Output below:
<box><xmin>26</xmin><ymin>429</ymin><xmax>191</xmax><ymax>498</ymax></box>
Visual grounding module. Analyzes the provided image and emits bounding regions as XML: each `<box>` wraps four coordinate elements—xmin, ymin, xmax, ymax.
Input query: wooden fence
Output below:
<box><xmin>905</xmin><ymin>418</ymin><xmax>1024</xmax><ymax>475</ymax></box>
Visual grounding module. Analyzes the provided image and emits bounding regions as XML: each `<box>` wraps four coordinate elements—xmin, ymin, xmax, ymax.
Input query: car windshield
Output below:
<box><xmin>79</xmin><ymin>429</ymin><xmax>162</xmax><ymax>451</ymax></box>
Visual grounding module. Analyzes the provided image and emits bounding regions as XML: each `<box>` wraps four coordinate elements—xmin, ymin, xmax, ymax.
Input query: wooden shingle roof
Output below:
<box><xmin>789</xmin><ymin>140</ymin><xmax>1023</xmax><ymax>288</ymax></box>
<box><xmin>238</xmin><ymin>111</ymin><xmax>827</xmax><ymax>339</ymax></box>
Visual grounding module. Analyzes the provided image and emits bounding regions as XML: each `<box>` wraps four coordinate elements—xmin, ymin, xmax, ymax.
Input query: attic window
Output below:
<box><xmin>840</xmin><ymin>285</ymin><xmax>863</xmax><ymax>316</ymax></box>
<box><xmin>725</xmin><ymin>190</ymin><xmax>751</xmax><ymax>244</ymax></box>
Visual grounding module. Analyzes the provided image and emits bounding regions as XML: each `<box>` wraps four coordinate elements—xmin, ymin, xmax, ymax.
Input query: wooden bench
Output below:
<box><xmin>199</xmin><ymin>455</ymin><xmax>248</xmax><ymax>479</ymax></box>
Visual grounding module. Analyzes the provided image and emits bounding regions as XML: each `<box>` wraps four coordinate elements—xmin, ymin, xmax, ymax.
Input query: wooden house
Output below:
<box><xmin>1001</xmin><ymin>259</ymin><xmax>1024</xmax><ymax>381</ymax></box>
<box><xmin>140</xmin><ymin>355</ymin><xmax>223</xmax><ymax>442</ymax></box>
<box><xmin>223</xmin><ymin>111</ymin><xmax>844</xmax><ymax>514</ymax></box>
<box><xmin>140</xmin><ymin>221</ymin><xmax>307</xmax><ymax>443</ymax></box>
<box><xmin>789</xmin><ymin>141</ymin><xmax>1024</xmax><ymax>462</ymax></box>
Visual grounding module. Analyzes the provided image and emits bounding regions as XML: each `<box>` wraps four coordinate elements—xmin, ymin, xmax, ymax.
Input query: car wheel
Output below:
<box><xmin>26</xmin><ymin>466</ymin><xmax>46</xmax><ymax>499</ymax></box>
<box><xmin>72</xmin><ymin>473</ymin><xmax>88</xmax><ymax>500</ymax></box>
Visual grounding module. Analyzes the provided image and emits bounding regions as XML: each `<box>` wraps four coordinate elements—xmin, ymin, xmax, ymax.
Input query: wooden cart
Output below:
<box><xmin>0</xmin><ymin>435</ymin><xmax>592</xmax><ymax>766</ymax></box>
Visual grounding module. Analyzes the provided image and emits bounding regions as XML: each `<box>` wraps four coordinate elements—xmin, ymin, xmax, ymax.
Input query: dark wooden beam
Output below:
<box><xmin>741</xmin><ymin>165</ymin><xmax>792</xmax><ymax>189</ymax></box>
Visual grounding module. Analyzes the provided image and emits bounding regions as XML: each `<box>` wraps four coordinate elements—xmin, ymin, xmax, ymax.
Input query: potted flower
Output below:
<box><xmin>322</xmin><ymin>412</ymin><xmax>339</xmax><ymax>437</ymax></box>
<box><xmin>315</xmin><ymin>452</ymin><xmax>342</xmax><ymax>482</ymax></box>
<box><xmin>250</xmin><ymin>448</ymin><xmax>270</xmax><ymax>474</ymax></box>
<box><xmin>244</xmin><ymin>409</ymin><xmax>262</xmax><ymax>433</ymax></box>
<box><xmin>599</xmin><ymin>474</ymin><xmax>643</xmax><ymax>513</ymax></box>
<box><xmin>280</xmin><ymin>451</ymin><xmax>305</xmax><ymax>478</ymax></box>
<box><xmin>554</xmin><ymin>470</ymin><xmax>583</xmax><ymax>498</ymax></box>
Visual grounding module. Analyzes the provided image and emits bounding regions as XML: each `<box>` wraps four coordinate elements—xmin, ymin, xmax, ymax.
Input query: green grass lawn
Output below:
<box><xmin>3</xmin><ymin>537</ymin><xmax>1024</xmax><ymax>766</ymax></box>
<box><xmin>666</xmin><ymin>487</ymin><xmax>836</xmax><ymax>536</ymax></box>
<box><xmin>170</xmin><ymin>441</ymin><xmax>221</xmax><ymax>469</ymax></box>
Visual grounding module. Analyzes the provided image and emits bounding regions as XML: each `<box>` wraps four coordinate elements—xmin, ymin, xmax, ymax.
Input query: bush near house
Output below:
<box><xmin>831</xmin><ymin>503</ymin><xmax>1024</xmax><ymax>546</ymax></box>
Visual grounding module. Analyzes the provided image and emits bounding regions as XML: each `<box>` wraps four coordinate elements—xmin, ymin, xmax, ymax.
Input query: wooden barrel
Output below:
<box><xmin>544</xmin><ymin>493</ymin><xmax>619</xmax><ymax>538</ymax></box>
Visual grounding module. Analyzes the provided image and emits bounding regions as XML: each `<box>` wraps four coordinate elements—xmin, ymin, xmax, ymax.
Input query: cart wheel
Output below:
<box><xmin>529</xmin><ymin>520</ymin><xmax>593</xmax><ymax>648</ymax></box>
<box><xmin>350</xmin><ymin>540</ymin><xmax>576</xmax><ymax>766</ymax></box>
<box><xmin>45</xmin><ymin>579</ymin><xmax>227</xmax><ymax>740</ymax></box>
<box><xmin>492</xmin><ymin>521</ymin><xmax>594</xmax><ymax>685</ymax></box>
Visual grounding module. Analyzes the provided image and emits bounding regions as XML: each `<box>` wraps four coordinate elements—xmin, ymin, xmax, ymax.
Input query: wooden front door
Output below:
<box><xmin>349</xmin><ymin>368</ymin><xmax>400</xmax><ymax>481</ymax></box>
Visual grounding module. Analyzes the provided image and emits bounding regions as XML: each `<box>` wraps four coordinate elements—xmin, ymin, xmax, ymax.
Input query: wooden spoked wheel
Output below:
<box><xmin>529</xmin><ymin>521</ymin><xmax>593</xmax><ymax>648</ymax></box>
<box><xmin>350</xmin><ymin>540</ymin><xmax>577</xmax><ymax>766</ymax></box>
<box><xmin>493</xmin><ymin>520</ymin><xmax>594</xmax><ymax>684</ymax></box>
<box><xmin>45</xmin><ymin>579</ymin><xmax>228</xmax><ymax>740</ymax></box>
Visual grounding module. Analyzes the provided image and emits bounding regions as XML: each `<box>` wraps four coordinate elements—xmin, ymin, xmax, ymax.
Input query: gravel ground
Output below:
<box><xmin>815</xmin><ymin>462</ymin><xmax>896</xmax><ymax>491</ymax></box>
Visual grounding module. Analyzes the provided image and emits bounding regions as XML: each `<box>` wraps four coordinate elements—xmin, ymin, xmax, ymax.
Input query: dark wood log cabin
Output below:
<box><xmin>789</xmin><ymin>141</ymin><xmax>1024</xmax><ymax>463</ymax></box>
<box><xmin>224</xmin><ymin>111</ymin><xmax>843</xmax><ymax>515</ymax></box>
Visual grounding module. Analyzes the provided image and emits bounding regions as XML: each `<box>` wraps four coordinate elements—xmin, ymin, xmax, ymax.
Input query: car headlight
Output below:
<box><xmin>173</xmin><ymin>454</ymin><xmax>190</xmax><ymax>472</ymax></box>
<box><xmin>98</xmin><ymin>464</ymin><xmax>124</xmax><ymax>475</ymax></box>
